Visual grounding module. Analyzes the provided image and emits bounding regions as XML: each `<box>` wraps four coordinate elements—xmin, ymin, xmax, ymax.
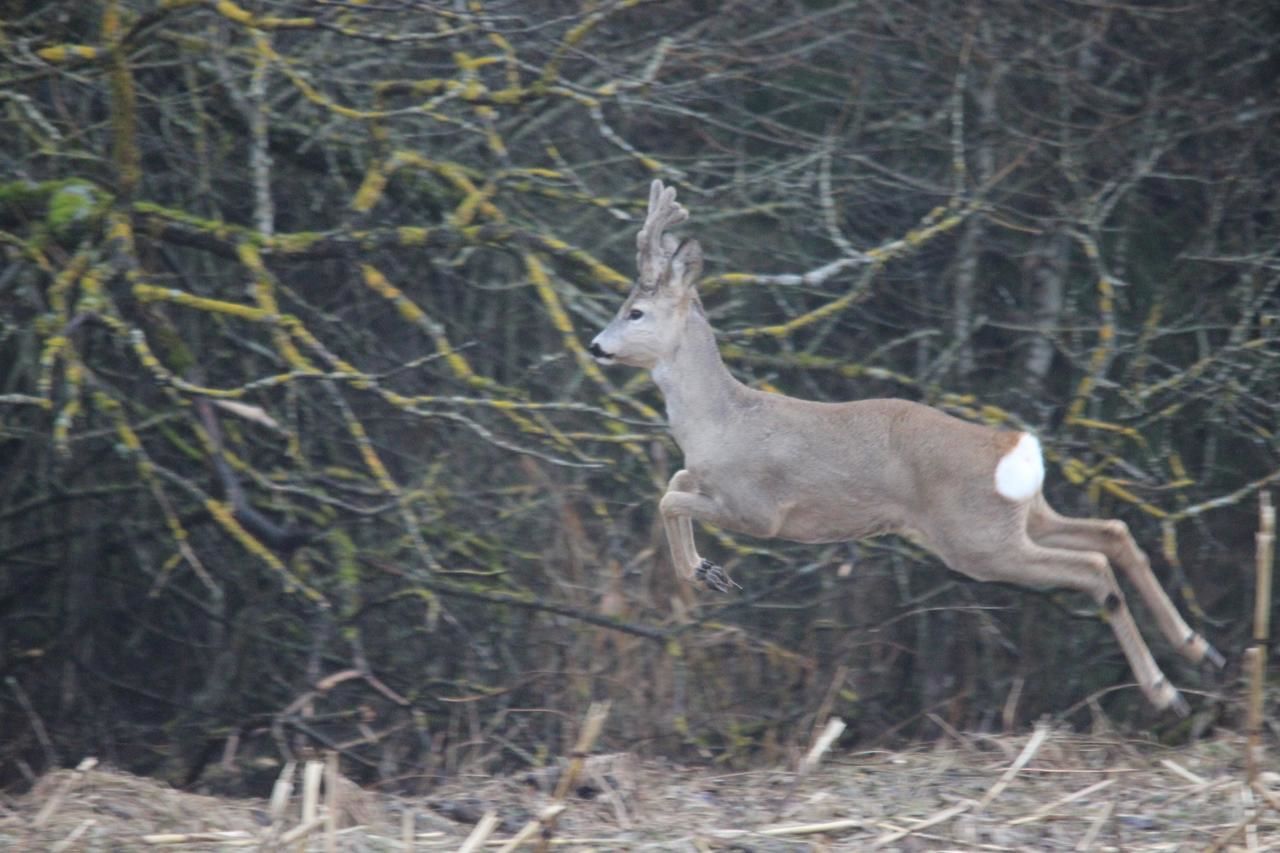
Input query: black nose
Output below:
<box><xmin>588</xmin><ymin>342</ymin><xmax>609</xmax><ymax>358</ymax></box>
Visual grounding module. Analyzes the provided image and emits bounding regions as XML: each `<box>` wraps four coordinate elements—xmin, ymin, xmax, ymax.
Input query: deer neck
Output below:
<box><xmin>650</xmin><ymin>308</ymin><xmax>743</xmax><ymax>450</ymax></box>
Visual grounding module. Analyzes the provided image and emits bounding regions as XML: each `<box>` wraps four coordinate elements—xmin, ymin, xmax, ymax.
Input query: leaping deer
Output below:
<box><xmin>588</xmin><ymin>180</ymin><xmax>1224</xmax><ymax>715</ymax></box>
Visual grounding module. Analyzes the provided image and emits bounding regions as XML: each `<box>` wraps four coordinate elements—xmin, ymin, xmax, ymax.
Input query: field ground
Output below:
<box><xmin>3</xmin><ymin>726</ymin><xmax>1277</xmax><ymax>851</ymax></box>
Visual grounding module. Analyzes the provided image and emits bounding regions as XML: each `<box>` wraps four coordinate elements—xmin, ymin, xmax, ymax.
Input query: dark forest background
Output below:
<box><xmin>2</xmin><ymin>0</ymin><xmax>1277</xmax><ymax>795</ymax></box>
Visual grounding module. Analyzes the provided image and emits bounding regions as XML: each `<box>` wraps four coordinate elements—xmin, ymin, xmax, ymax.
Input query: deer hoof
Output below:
<box><xmin>1202</xmin><ymin>642</ymin><xmax>1226</xmax><ymax>669</ymax></box>
<box><xmin>696</xmin><ymin>559</ymin><xmax>740</xmax><ymax>593</ymax></box>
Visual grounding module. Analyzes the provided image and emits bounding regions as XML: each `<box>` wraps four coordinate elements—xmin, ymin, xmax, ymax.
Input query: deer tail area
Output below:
<box><xmin>994</xmin><ymin>432</ymin><xmax>1045</xmax><ymax>501</ymax></box>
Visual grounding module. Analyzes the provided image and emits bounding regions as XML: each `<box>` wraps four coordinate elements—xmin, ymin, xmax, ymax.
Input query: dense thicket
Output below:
<box><xmin>2</xmin><ymin>0</ymin><xmax>1277</xmax><ymax>793</ymax></box>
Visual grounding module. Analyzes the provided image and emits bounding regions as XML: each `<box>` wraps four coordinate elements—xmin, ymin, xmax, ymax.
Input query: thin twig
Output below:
<box><xmin>279</xmin><ymin>816</ymin><xmax>326</xmax><ymax>845</ymax></box>
<box><xmin>324</xmin><ymin>752</ymin><xmax>340</xmax><ymax>853</ymax></box>
<box><xmin>1007</xmin><ymin>778</ymin><xmax>1115</xmax><ymax>826</ymax></box>
<box><xmin>1161</xmin><ymin>758</ymin><xmax>1208</xmax><ymax>786</ymax></box>
<box><xmin>141</xmin><ymin>831</ymin><xmax>255</xmax><ymax>846</ymax></box>
<box><xmin>871</xmin><ymin>801</ymin><xmax>974</xmax><ymax>849</ymax></box>
<box><xmin>1073</xmin><ymin>800</ymin><xmax>1113</xmax><ymax>852</ymax></box>
<box><xmin>296</xmin><ymin>760</ymin><xmax>323</xmax><ymax>852</ymax></box>
<box><xmin>507</xmin><ymin>701</ymin><xmax>611</xmax><ymax>853</ymax></box>
<box><xmin>757</xmin><ymin>817</ymin><xmax>865</xmax><ymax>837</ymax></box>
<box><xmin>6</xmin><ymin>676</ymin><xmax>59</xmax><ymax>769</ymax></box>
<box><xmin>50</xmin><ymin>818</ymin><xmax>96</xmax><ymax>853</ymax></box>
<box><xmin>978</xmin><ymin>722</ymin><xmax>1050</xmax><ymax>809</ymax></box>
<box><xmin>1246</xmin><ymin>491</ymin><xmax>1273</xmax><ymax>784</ymax></box>
<box><xmin>457</xmin><ymin>810</ymin><xmax>499</xmax><ymax>853</ymax></box>
<box><xmin>495</xmin><ymin>803</ymin><xmax>565</xmax><ymax>853</ymax></box>
<box><xmin>799</xmin><ymin>717</ymin><xmax>846</xmax><ymax>776</ymax></box>
<box><xmin>33</xmin><ymin>757</ymin><xmax>97</xmax><ymax>828</ymax></box>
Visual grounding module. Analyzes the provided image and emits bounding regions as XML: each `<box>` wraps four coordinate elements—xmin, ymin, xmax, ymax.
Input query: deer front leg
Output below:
<box><xmin>659</xmin><ymin>470</ymin><xmax>741</xmax><ymax>593</ymax></box>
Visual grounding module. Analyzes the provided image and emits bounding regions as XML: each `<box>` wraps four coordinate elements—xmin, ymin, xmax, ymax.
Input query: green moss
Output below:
<box><xmin>329</xmin><ymin>529</ymin><xmax>360</xmax><ymax>588</ymax></box>
<box><xmin>271</xmin><ymin>231</ymin><xmax>322</xmax><ymax>253</ymax></box>
<box><xmin>0</xmin><ymin>180</ymin><xmax>41</xmax><ymax>209</ymax></box>
<box><xmin>48</xmin><ymin>182</ymin><xmax>102</xmax><ymax>236</ymax></box>
<box><xmin>395</xmin><ymin>225</ymin><xmax>430</xmax><ymax>246</ymax></box>
<box><xmin>132</xmin><ymin>201</ymin><xmax>248</xmax><ymax>243</ymax></box>
<box><xmin>0</xmin><ymin>179</ymin><xmax>111</xmax><ymax>238</ymax></box>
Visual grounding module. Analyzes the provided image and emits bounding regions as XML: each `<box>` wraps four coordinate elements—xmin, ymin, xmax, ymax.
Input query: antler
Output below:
<box><xmin>635</xmin><ymin>179</ymin><xmax>688</xmax><ymax>293</ymax></box>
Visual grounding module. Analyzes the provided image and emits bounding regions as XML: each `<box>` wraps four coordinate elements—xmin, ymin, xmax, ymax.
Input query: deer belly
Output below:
<box><xmin>698</xmin><ymin>467</ymin><xmax>899</xmax><ymax>544</ymax></box>
<box><xmin>772</xmin><ymin>499</ymin><xmax>898</xmax><ymax>544</ymax></box>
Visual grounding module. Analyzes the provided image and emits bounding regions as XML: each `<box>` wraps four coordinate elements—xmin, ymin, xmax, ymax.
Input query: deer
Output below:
<box><xmin>587</xmin><ymin>180</ymin><xmax>1225</xmax><ymax>715</ymax></box>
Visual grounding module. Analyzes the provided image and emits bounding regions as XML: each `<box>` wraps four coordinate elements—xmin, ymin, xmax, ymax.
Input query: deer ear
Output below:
<box><xmin>670</xmin><ymin>239</ymin><xmax>703</xmax><ymax>295</ymax></box>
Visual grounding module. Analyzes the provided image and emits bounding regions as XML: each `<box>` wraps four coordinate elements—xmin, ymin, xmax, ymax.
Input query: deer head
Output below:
<box><xmin>588</xmin><ymin>180</ymin><xmax>703</xmax><ymax>369</ymax></box>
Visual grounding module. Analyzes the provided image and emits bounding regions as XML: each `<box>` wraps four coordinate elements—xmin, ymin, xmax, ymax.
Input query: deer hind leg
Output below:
<box><xmin>659</xmin><ymin>470</ymin><xmax>740</xmax><ymax>593</ymax></box>
<box><xmin>1026</xmin><ymin>498</ymin><xmax>1223</xmax><ymax>668</ymax></box>
<box><xmin>953</xmin><ymin>539</ymin><xmax>1187</xmax><ymax>714</ymax></box>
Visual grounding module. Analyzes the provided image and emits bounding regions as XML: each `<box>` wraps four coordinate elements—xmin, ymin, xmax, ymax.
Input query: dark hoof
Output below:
<box><xmin>695</xmin><ymin>559</ymin><xmax>740</xmax><ymax>593</ymax></box>
<box><xmin>1202</xmin><ymin>643</ymin><xmax>1226</xmax><ymax>669</ymax></box>
<box><xmin>1167</xmin><ymin>691</ymin><xmax>1190</xmax><ymax>718</ymax></box>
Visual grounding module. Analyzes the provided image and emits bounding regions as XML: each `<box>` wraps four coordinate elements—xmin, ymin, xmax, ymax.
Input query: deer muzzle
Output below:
<box><xmin>587</xmin><ymin>339</ymin><xmax>613</xmax><ymax>362</ymax></box>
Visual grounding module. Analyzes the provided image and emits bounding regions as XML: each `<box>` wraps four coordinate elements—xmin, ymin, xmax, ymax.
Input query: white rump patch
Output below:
<box><xmin>994</xmin><ymin>433</ymin><xmax>1044</xmax><ymax>501</ymax></box>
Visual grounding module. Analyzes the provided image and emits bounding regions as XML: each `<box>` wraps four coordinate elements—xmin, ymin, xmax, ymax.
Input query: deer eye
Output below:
<box><xmin>628</xmin><ymin>309</ymin><xmax>645</xmax><ymax>321</ymax></box>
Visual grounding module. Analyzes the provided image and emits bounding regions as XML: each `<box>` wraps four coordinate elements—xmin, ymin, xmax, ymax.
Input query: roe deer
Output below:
<box><xmin>588</xmin><ymin>180</ymin><xmax>1223</xmax><ymax>714</ymax></box>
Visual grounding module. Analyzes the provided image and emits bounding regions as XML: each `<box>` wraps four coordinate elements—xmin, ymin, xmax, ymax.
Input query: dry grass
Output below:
<box><xmin>3</xmin><ymin>724</ymin><xmax>1278</xmax><ymax>851</ymax></box>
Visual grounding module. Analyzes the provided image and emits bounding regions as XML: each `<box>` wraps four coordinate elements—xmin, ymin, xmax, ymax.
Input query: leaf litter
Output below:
<box><xmin>3</xmin><ymin>724</ymin><xmax>1277</xmax><ymax>851</ymax></box>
